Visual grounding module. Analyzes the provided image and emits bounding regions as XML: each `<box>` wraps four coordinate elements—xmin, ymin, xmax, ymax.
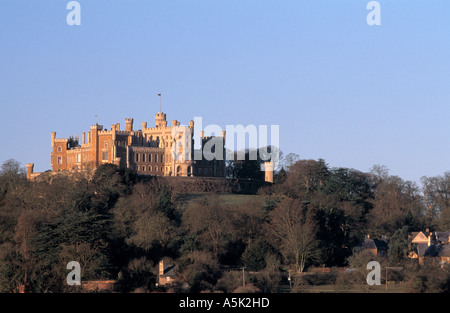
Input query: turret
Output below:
<box><xmin>155</xmin><ymin>112</ymin><xmax>167</xmax><ymax>128</ymax></box>
<box><xmin>125</xmin><ymin>118</ymin><xmax>134</xmax><ymax>132</ymax></box>
<box><xmin>26</xmin><ymin>163</ymin><xmax>34</xmax><ymax>180</ymax></box>
<box><xmin>264</xmin><ymin>161</ymin><xmax>274</xmax><ymax>183</ymax></box>
<box><xmin>51</xmin><ymin>132</ymin><xmax>56</xmax><ymax>148</ymax></box>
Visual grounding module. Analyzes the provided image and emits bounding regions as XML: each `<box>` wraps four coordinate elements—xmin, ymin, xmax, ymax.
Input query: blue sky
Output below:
<box><xmin>1</xmin><ymin>0</ymin><xmax>449</xmax><ymax>184</ymax></box>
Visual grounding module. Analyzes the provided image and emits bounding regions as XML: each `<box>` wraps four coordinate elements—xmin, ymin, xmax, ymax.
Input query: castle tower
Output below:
<box><xmin>155</xmin><ymin>112</ymin><xmax>167</xmax><ymax>128</ymax></box>
<box><xmin>264</xmin><ymin>161</ymin><xmax>274</xmax><ymax>183</ymax></box>
<box><xmin>125</xmin><ymin>118</ymin><xmax>134</xmax><ymax>132</ymax></box>
<box><xmin>26</xmin><ymin>163</ymin><xmax>34</xmax><ymax>180</ymax></box>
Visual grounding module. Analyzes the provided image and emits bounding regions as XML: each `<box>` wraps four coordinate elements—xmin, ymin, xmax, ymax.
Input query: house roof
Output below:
<box><xmin>361</xmin><ymin>237</ymin><xmax>388</xmax><ymax>250</ymax></box>
<box><xmin>416</xmin><ymin>243</ymin><xmax>430</xmax><ymax>257</ymax></box>
<box><xmin>435</xmin><ymin>232</ymin><xmax>449</xmax><ymax>243</ymax></box>
<box><xmin>411</xmin><ymin>232</ymin><xmax>431</xmax><ymax>243</ymax></box>
<box><xmin>161</xmin><ymin>264</ymin><xmax>177</xmax><ymax>277</ymax></box>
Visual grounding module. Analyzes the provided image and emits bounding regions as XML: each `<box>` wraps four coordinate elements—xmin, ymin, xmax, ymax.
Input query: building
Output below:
<box><xmin>158</xmin><ymin>259</ymin><xmax>177</xmax><ymax>287</ymax></box>
<box><xmin>409</xmin><ymin>230</ymin><xmax>450</xmax><ymax>263</ymax></box>
<box><xmin>27</xmin><ymin>112</ymin><xmax>226</xmax><ymax>179</ymax></box>
<box><xmin>360</xmin><ymin>234</ymin><xmax>388</xmax><ymax>258</ymax></box>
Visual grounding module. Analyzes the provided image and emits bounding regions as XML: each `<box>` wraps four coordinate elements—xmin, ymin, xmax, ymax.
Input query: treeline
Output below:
<box><xmin>0</xmin><ymin>157</ymin><xmax>450</xmax><ymax>292</ymax></box>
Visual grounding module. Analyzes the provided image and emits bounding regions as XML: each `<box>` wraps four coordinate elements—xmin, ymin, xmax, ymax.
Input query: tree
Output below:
<box><xmin>367</xmin><ymin>167</ymin><xmax>425</xmax><ymax>236</ymax></box>
<box><xmin>265</xmin><ymin>198</ymin><xmax>319</xmax><ymax>272</ymax></box>
<box><xmin>177</xmin><ymin>250</ymin><xmax>220</xmax><ymax>292</ymax></box>
<box><xmin>116</xmin><ymin>257</ymin><xmax>156</xmax><ymax>292</ymax></box>
<box><xmin>126</xmin><ymin>210</ymin><xmax>175</xmax><ymax>253</ymax></box>
<box><xmin>155</xmin><ymin>184</ymin><xmax>179</xmax><ymax>223</ymax></box>
<box><xmin>421</xmin><ymin>172</ymin><xmax>450</xmax><ymax>229</ymax></box>
<box><xmin>91</xmin><ymin>164</ymin><xmax>137</xmax><ymax>212</ymax></box>
<box><xmin>0</xmin><ymin>159</ymin><xmax>26</xmax><ymax>201</ymax></box>
<box><xmin>282</xmin><ymin>153</ymin><xmax>300</xmax><ymax>172</ymax></box>
<box><xmin>388</xmin><ymin>226</ymin><xmax>410</xmax><ymax>265</ymax></box>
<box><xmin>29</xmin><ymin>209</ymin><xmax>114</xmax><ymax>291</ymax></box>
<box><xmin>182</xmin><ymin>199</ymin><xmax>232</xmax><ymax>258</ymax></box>
<box><xmin>241</xmin><ymin>239</ymin><xmax>275</xmax><ymax>271</ymax></box>
<box><xmin>282</xmin><ymin>159</ymin><xmax>330</xmax><ymax>199</ymax></box>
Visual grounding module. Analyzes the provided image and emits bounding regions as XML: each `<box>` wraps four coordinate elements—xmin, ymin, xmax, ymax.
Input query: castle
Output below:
<box><xmin>26</xmin><ymin>112</ymin><xmax>227</xmax><ymax>180</ymax></box>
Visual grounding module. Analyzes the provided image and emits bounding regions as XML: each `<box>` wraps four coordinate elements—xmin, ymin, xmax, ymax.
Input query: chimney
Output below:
<box><xmin>82</xmin><ymin>132</ymin><xmax>86</xmax><ymax>144</ymax></box>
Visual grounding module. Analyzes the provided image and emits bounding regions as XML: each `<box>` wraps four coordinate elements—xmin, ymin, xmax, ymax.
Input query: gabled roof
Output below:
<box><xmin>411</xmin><ymin>232</ymin><xmax>430</xmax><ymax>243</ymax></box>
<box><xmin>361</xmin><ymin>237</ymin><xmax>388</xmax><ymax>250</ymax></box>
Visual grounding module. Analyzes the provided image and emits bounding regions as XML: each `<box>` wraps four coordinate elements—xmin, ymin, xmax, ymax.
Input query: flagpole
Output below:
<box><xmin>158</xmin><ymin>93</ymin><xmax>162</xmax><ymax>112</ymax></box>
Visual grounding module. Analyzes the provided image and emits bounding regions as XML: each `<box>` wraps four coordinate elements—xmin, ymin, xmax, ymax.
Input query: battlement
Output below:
<box><xmin>125</xmin><ymin>118</ymin><xmax>134</xmax><ymax>132</ymax></box>
<box><xmin>91</xmin><ymin>124</ymin><xmax>103</xmax><ymax>130</ymax></box>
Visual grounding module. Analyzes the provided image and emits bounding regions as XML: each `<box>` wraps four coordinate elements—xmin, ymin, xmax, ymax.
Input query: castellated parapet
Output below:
<box><xmin>29</xmin><ymin>112</ymin><xmax>226</xmax><ymax>179</ymax></box>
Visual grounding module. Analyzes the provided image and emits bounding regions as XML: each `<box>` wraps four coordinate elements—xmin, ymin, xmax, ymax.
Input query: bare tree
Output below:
<box><xmin>265</xmin><ymin>198</ymin><xmax>319</xmax><ymax>272</ymax></box>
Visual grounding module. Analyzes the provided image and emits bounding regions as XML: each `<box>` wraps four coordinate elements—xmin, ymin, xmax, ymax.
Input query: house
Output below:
<box><xmin>158</xmin><ymin>259</ymin><xmax>177</xmax><ymax>287</ymax></box>
<box><xmin>360</xmin><ymin>234</ymin><xmax>388</xmax><ymax>258</ymax></box>
<box><xmin>409</xmin><ymin>230</ymin><xmax>450</xmax><ymax>263</ymax></box>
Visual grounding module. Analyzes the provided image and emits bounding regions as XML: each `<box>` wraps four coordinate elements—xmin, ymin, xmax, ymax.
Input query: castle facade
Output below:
<box><xmin>27</xmin><ymin>112</ymin><xmax>226</xmax><ymax>179</ymax></box>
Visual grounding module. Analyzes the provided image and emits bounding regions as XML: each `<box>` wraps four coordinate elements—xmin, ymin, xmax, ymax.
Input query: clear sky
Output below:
<box><xmin>1</xmin><ymin>0</ymin><xmax>449</xmax><ymax>184</ymax></box>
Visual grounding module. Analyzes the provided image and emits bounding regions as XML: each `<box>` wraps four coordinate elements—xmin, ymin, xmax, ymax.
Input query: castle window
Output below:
<box><xmin>136</xmin><ymin>154</ymin><xmax>139</xmax><ymax>162</ymax></box>
<box><xmin>161</xmin><ymin>167</ymin><xmax>163</xmax><ymax>173</ymax></box>
<box><xmin>142</xmin><ymin>165</ymin><xmax>146</xmax><ymax>172</ymax></box>
<box><xmin>155</xmin><ymin>166</ymin><xmax>158</xmax><ymax>172</ymax></box>
<box><xmin>58</xmin><ymin>146</ymin><xmax>62</xmax><ymax>152</ymax></box>
<box><xmin>148</xmin><ymin>154</ymin><xmax>152</xmax><ymax>162</ymax></box>
<box><xmin>142</xmin><ymin>154</ymin><xmax>146</xmax><ymax>162</ymax></box>
<box><xmin>102</xmin><ymin>151</ymin><xmax>109</xmax><ymax>161</ymax></box>
<box><xmin>57</xmin><ymin>156</ymin><xmax>62</xmax><ymax>165</ymax></box>
<box><xmin>104</xmin><ymin>142</ymin><xmax>108</xmax><ymax>149</ymax></box>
